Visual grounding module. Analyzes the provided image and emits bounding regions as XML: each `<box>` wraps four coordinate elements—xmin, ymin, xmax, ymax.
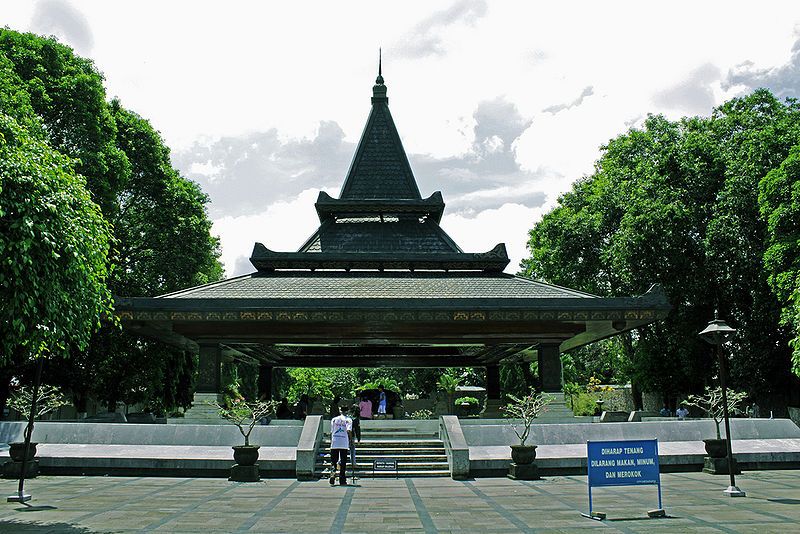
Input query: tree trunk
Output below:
<box><xmin>0</xmin><ymin>371</ymin><xmax>11</xmax><ymax>420</ymax></box>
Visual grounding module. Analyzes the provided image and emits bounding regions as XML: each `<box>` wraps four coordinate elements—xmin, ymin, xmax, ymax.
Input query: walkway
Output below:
<box><xmin>2</xmin><ymin>470</ymin><xmax>799</xmax><ymax>532</ymax></box>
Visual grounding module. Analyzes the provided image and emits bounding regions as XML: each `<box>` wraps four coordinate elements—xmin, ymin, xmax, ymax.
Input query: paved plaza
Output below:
<box><xmin>1</xmin><ymin>470</ymin><xmax>799</xmax><ymax>533</ymax></box>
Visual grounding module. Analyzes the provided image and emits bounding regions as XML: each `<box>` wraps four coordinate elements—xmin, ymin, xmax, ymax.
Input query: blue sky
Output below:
<box><xmin>3</xmin><ymin>0</ymin><xmax>800</xmax><ymax>276</ymax></box>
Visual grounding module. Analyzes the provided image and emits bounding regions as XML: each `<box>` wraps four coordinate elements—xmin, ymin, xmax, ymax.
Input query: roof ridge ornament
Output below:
<box><xmin>373</xmin><ymin>48</ymin><xmax>387</xmax><ymax>103</ymax></box>
<box><xmin>376</xmin><ymin>48</ymin><xmax>384</xmax><ymax>85</ymax></box>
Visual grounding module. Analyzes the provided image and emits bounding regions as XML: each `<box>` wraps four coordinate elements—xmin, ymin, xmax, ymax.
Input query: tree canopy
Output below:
<box><xmin>524</xmin><ymin>89</ymin><xmax>800</xmax><ymax>407</ymax></box>
<box><xmin>0</xmin><ymin>111</ymin><xmax>112</xmax><ymax>361</ymax></box>
<box><xmin>0</xmin><ymin>29</ymin><xmax>222</xmax><ymax>416</ymax></box>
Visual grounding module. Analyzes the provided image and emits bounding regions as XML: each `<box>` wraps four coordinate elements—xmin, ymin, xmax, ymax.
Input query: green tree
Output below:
<box><xmin>0</xmin><ymin>30</ymin><xmax>130</xmax><ymax>213</ymax></box>
<box><xmin>0</xmin><ymin>29</ymin><xmax>222</xmax><ymax>416</ymax></box>
<box><xmin>759</xmin><ymin>145</ymin><xmax>800</xmax><ymax>376</ymax></box>
<box><xmin>524</xmin><ymin>90</ymin><xmax>800</xmax><ymax>406</ymax></box>
<box><xmin>0</xmin><ymin>111</ymin><xmax>112</xmax><ymax>369</ymax></box>
<box><xmin>69</xmin><ymin>103</ymin><xmax>222</xmax><ymax>413</ymax></box>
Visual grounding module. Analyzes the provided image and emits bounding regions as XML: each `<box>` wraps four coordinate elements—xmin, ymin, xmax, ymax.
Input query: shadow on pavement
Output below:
<box><xmin>0</xmin><ymin>520</ymin><xmax>107</xmax><ymax>533</ymax></box>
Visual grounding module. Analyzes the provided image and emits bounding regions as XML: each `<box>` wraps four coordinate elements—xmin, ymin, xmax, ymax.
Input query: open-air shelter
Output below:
<box><xmin>115</xmin><ymin>69</ymin><xmax>670</xmax><ymax>412</ymax></box>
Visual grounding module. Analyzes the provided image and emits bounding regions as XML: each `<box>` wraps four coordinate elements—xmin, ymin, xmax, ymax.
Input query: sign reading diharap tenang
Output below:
<box><xmin>584</xmin><ymin>439</ymin><xmax>664</xmax><ymax>519</ymax></box>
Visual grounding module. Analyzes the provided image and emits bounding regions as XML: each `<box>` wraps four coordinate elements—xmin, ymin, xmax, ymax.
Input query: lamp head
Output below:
<box><xmin>699</xmin><ymin>311</ymin><xmax>736</xmax><ymax>345</ymax></box>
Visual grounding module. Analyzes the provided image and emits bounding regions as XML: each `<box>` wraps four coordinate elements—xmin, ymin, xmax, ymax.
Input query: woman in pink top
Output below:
<box><xmin>359</xmin><ymin>396</ymin><xmax>372</xmax><ymax>419</ymax></box>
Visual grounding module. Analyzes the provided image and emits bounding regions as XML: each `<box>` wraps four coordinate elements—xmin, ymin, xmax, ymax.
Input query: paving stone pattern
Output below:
<box><xmin>2</xmin><ymin>470</ymin><xmax>800</xmax><ymax>533</ymax></box>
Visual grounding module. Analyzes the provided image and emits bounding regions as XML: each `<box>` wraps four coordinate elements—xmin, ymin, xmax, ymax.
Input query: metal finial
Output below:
<box><xmin>376</xmin><ymin>48</ymin><xmax>384</xmax><ymax>85</ymax></box>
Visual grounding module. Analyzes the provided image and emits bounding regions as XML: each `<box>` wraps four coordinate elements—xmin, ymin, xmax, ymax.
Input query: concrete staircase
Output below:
<box><xmin>315</xmin><ymin>420</ymin><xmax>449</xmax><ymax>478</ymax></box>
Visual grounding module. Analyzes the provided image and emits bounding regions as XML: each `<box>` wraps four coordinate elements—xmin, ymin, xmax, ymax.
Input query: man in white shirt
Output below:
<box><xmin>329</xmin><ymin>405</ymin><xmax>352</xmax><ymax>486</ymax></box>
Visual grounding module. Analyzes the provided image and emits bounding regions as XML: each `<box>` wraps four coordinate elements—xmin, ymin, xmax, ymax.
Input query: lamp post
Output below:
<box><xmin>699</xmin><ymin>312</ymin><xmax>745</xmax><ymax>498</ymax></box>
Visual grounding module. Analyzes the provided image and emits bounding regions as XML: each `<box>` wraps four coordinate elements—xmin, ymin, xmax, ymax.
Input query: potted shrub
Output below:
<box><xmin>684</xmin><ymin>386</ymin><xmax>747</xmax><ymax>458</ymax></box>
<box><xmin>455</xmin><ymin>396</ymin><xmax>480</xmax><ymax>417</ymax></box>
<box><xmin>501</xmin><ymin>390</ymin><xmax>554</xmax><ymax>464</ymax></box>
<box><xmin>210</xmin><ymin>398</ymin><xmax>279</xmax><ymax>481</ymax></box>
<box><xmin>6</xmin><ymin>385</ymin><xmax>69</xmax><ymax>465</ymax></box>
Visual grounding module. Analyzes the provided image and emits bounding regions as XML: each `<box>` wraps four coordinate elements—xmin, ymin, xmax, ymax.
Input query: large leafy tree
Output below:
<box><xmin>0</xmin><ymin>29</ymin><xmax>221</xmax><ymax>415</ymax></box>
<box><xmin>524</xmin><ymin>90</ymin><xmax>800</xmax><ymax>407</ymax></box>
<box><xmin>759</xmin><ymin>145</ymin><xmax>800</xmax><ymax>376</ymax></box>
<box><xmin>0</xmin><ymin>30</ymin><xmax>129</xmax><ymax>213</ymax></box>
<box><xmin>0</xmin><ymin>110</ymin><xmax>113</xmax><ymax>409</ymax></box>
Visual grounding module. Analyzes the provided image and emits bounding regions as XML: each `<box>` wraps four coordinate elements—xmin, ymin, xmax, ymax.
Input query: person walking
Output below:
<box><xmin>349</xmin><ymin>404</ymin><xmax>362</xmax><ymax>480</ymax></box>
<box><xmin>329</xmin><ymin>405</ymin><xmax>352</xmax><ymax>486</ymax></box>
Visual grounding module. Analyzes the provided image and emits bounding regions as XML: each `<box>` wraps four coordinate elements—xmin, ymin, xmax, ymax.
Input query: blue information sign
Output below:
<box><xmin>585</xmin><ymin>439</ymin><xmax>663</xmax><ymax>518</ymax></box>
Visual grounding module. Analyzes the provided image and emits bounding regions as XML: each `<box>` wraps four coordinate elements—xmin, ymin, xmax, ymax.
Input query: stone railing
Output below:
<box><xmin>439</xmin><ymin>415</ymin><xmax>469</xmax><ymax>480</ymax></box>
<box><xmin>295</xmin><ymin>415</ymin><xmax>323</xmax><ymax>480</ymax></box>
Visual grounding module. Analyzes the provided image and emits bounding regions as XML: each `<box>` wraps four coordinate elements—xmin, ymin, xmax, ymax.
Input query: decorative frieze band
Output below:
<box><xmin>117</xmin><ymin>308</ymin><xmax>659</xmax><ymax>323</ymax></box>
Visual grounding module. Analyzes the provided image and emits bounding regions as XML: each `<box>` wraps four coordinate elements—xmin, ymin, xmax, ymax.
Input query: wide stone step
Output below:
<box><xmin>317</xmin><ymin>453</ymin><xmax>446</xmax><ymax>462</ymax></box>
<box><xmin>321</xmin><ymin>470</ymin><xmax>451</xmax><ymax>478</ymax></box>
<box><xmin>317</xmin><ymin>460</ymin><xmax>449</xmax><ymax>469</ymax></box>
<box><xmin>322</xmin><ymin>438</ymin><xmax>443</xmax><ymax>447</ymax></box>
<box><xmin>321</xmin><ymin>444</ymin><xmax>444</xmax><ymax>453</ymax></box>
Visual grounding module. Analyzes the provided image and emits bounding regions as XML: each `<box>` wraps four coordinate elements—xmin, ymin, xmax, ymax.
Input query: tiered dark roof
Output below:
<box><xmin>250</xmin><ymin>70</ymin><xmax>508</xmax><ymax>272</ymax></box>
<box><xmin>114</xmin><ymin>63</ymin><xmax>671</xmax><ymax>366</ymax></box>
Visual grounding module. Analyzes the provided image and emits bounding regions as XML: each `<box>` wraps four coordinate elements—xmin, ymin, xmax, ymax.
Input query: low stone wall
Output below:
<box><xmin>462</xmin><ymin>419</ymin><xmax>800</xmax><ymax>477</ymax></box>
<box><xmin>461</xmin><ymin>418</ymin><xmax>800</xmax><ymax>446</ymax></box>
<box><xmin>0</xmin><ymin>421</ymin><xmax>304</xmax><ymax>478</ymax></box>
<box><xmin>0</xmin><ymin>421</ymin><xmax>303</xmax><ymax>447</ymax></box>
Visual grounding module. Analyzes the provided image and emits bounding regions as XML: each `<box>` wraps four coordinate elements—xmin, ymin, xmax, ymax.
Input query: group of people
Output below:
<box><xmin>329</xmin><ymin>404</ymin><xmax>362</xmax><ymax>486</ymax></box>
<box><xmin>357</xmin><ymin>385</ymin><xmax>389</xmax><ymax>419</ymax></box>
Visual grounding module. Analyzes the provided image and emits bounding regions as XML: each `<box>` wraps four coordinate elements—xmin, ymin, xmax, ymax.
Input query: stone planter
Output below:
<box><xmin>458</xmin><ymin>403</ymin><xmax>480</xmax><ymax>418</ymax></box>
<box><xmin>703</xmin><ymin>438</ymin><xmax>727</xmax><ymax>458</ymax></box>
<box><xmin>510</xmin><ymin>444</ymin><xmax>537</xmax><ymax>465</ymax></box>
<box><xmin>9</xmin><ymin>442</ymin><xmax>37</xmax><ymax>463</ymax></box>
<box><xmin>232</xmin><ymin>445</ymin><xmax>260</xmax><ymax>466</ymax></box>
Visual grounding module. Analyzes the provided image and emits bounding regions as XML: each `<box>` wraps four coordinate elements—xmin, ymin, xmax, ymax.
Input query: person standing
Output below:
<box><xmin>377</xmin><ymin>385</ymin><xmax>387</xmax><ymax>419</ymax></box>
<box><xmin>329</xmin><ymin>405</ymin><xmax>352</xmax><ymax>486</ymax></box>
<box><xmin>359</xmin><ymin>395</ymin><xmax>373</xmax><ymax>419</ymax></box>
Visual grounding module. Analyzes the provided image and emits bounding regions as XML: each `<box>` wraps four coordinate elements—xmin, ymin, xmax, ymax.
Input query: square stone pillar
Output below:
<box><xmin>482</xmin><ymin>365</ymin><xmax>503</xmax><ymax>418</ymax></box>
<box><xmin>176</xmin><ymin>344</ymin><xmax>223</xmax><ymax>424</ymax></box>
<box><xmin>258</xmin><ymin>364</ymin><xmax>273</xmax><ymax>401</ymax></box>
<box><xmin>196</xmin><ymin>343</ymin><xmax>221</xmax><ymax>394</ymax></box>
<box><xmin>537</xmin><ymin>344</ymin><xmax>563</xmax><ymax>393</ymax></box>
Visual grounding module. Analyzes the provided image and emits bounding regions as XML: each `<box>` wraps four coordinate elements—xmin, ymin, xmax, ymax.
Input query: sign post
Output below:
<box><xmin>372</xmin><ymin>458</ymin><xmax>398</xmax><ymax>478</ymax></box>
<box><xmin>583</xmin><ymin>439</ymin><xmax>665</xmax><ymax>520</ymax></box>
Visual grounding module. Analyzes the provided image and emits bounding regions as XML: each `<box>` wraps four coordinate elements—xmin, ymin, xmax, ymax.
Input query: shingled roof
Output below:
<box><xmin>115</xmin><ymin>60</ymin><xmax>672</xmax><ymax>363</ymax></box>
<box><xmin>249</xmin><ymin>67</ymin><xmax>509</xmax><ymax>272</ymax></box>
<box><xmin>337</xmin><ymin>77</ymin><xmax>421</xmax><ymax>200</ymax></box>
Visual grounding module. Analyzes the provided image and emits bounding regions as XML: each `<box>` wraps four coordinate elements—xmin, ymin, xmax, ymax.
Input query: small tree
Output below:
<box><xmin>501</xmin><ymin>390</ymin><xmax>554</xmax><ymax>446</ymax></box>
<box><xmin>437</xmin><ymin>373</ymin><xmax>461</xmax><ymax>414</ymax></box>
<box><xmin>8</xmin><ymin>385</ymin><xmax>70</xmax><ymax>421</ymax></box>
<box><xmin>210</xmin><ymin>399</ymin><xmax>279</xmax><ymax>446</ymax></box>
<box><xmin>684</xmin><ymin>386</ymin><xmax>747</xmax><ymax>439</ymax></box>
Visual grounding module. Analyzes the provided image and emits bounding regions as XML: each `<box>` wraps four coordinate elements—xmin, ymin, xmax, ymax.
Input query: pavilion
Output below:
<box><xmin>115</xmin><ymin>65</ymin><xmax>670</xmax><ymax>413</ymax></box>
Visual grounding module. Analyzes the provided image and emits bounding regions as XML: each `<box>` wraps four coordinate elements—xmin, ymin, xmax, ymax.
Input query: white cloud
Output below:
<box><xmin>5</xmin><ymin>0</ymin><xmax>800</xmax><ymax>283</ymax></box>
<box><xmin>213</xmin><ymin>188</ymin><xmax>336</xmax><ymax>277</ymax></box>
<box><xmin>441</xmin><ymin>203</ymin><xmax>543</xmax><ymax>274</ymax></box>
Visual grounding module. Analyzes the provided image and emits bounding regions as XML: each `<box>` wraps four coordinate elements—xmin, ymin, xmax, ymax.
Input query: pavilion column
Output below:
<box><xmin>179</xmin><ymin>343</ymin><xmax>222</xmax><ymax>423</ymax></box>
<box><xmin>536</xmin><ymin>343</ymin><xmax>573</xmax><ymax>421</ymax></box>
<box><xmin>537</xmin><ymin>344</ymin><xmax>562</xmax><ymax>392</ymax></box>
<box><xmin>196</xmin><ymin>343</ymin><xmax>222</xmax><ymax>394</ymax></box>
<box><xmin>482</xmin><ymin>365</ymin><xmax>503</xmax><ymax>418</ymax></box>
<box><xmin>257</xmin><ymin>364</ymin><xmax>273</xmax><ymax>401</ymax></box>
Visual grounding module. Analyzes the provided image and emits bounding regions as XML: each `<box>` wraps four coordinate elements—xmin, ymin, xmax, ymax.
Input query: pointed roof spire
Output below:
<box><xmin>372</xmin><ymin>48</ymin><xmax>387</xmax><ymax>103</ymax></box>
